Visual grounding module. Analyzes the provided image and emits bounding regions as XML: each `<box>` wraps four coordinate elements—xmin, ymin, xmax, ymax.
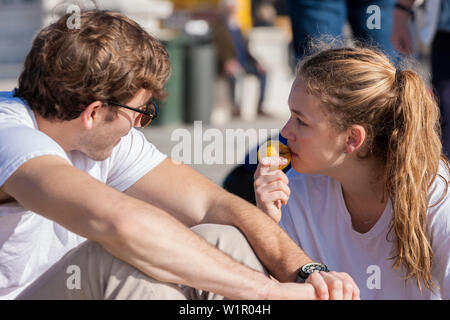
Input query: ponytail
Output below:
<box><xmin>385</xmin><ymin>69</ymin><xmax>448</xmax><ymax>292</ymax></box>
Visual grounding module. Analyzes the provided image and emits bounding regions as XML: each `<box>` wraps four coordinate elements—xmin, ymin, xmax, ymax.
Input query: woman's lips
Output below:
<box><xmin>290</xmin><ymin>151</ymin><xmax>298</xmax><ymax>158</ymax></box>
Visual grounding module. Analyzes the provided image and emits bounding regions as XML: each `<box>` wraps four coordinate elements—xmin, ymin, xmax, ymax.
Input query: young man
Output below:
<box><xmin>0</xmin><ymin>10</ymin><xmax>359</xmax><ymax>300</ymax></box>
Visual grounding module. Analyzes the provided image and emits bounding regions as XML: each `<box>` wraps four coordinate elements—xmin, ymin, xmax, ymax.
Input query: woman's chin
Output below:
<box><xmin>291</xmin><ymin>160</ymin><xmax>316</xmax><ymax>174</ymax></box>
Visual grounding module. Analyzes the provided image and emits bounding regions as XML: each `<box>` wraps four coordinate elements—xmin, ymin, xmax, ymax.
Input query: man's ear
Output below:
<box><xmin>345</xmin><ymin>125</ymin><xmax>366</xmax><ymax>155</ymax></box>
<box><xmin>79</xmin><ymin>101</ymin><xmax>104</xmax><ymax>130</ymax></box>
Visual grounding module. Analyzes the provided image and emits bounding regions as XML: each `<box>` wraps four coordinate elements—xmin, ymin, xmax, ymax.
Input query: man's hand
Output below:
<box><xmin>264</xmin><ymin>281</ymin><xmax>317</xmax><ymax>300</ymax></box>
<box><xmin>306</xmin><ymin>271</ymin><xmax>361</xmax><ymax>300</ymax></box>
<box><xmin>264</xmin><ymin>277</ymin><xmax>359</xmax><ymax>300</ymax></box>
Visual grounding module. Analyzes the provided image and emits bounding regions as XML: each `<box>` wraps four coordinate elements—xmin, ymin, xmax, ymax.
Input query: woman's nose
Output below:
<box><xmin>281</xmin><ymin>119</ymin><xmax>294</xmax><ymax>141</ymax></box>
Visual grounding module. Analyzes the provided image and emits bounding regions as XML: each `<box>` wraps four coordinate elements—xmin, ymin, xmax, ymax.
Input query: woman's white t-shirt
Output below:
<box><xmin>280</xmin><ymin>164</ymin><xmax>450</xmax><ymax>300</ymax></box>
<box><xmin>0</xmin><ymin>91</ymin><xmax>167</xmax><ymax>299</ymax></box>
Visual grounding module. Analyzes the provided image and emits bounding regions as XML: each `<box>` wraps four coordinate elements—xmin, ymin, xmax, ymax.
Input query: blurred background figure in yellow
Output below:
<box><xmin>212</xmin><ymin>0</ymin><xmax>269</xmax><ymax>118</ymax></box>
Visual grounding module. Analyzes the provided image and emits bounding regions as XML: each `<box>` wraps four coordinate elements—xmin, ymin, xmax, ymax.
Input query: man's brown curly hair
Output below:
<box><xmin>14</xmin><ymin>10</ymin><xmax>171</xmax><ymax>121</ymax></box>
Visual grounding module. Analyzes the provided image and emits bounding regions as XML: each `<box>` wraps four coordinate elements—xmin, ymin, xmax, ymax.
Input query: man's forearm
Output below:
<box><xmin>205</xmin><ymin>192</ymin><xmax>313</xmax><ymax>282</ymax></box>
<box><xmin>102</xmin><ymin>198</ymin><xmax>276</xmax><ymax>299</ymax></box>
<box><xmin>98</xmin><ymin>191</ymin><xmax>318</xmax><ymax>299</ymax></box>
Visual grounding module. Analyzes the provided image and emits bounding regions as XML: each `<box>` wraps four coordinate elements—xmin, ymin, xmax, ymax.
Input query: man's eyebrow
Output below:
<box><xmin>137</xmin><ymin>97</ymin><xmax>153</xmax><ymax>109</ymax></box>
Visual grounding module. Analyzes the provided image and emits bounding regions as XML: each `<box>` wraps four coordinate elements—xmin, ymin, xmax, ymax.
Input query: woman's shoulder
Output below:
<box><xmin>429</xmin><ymin>160</ymin><xmax>450</xmax><ymax>202</ymax></box>
<box><xmin>426</xmin><ymin>160</ymin><xmax>450</xmax><ymax>272</ymax></box>
<box><xmin>426</xmin><ymin>159</ymin><xmax>450</xmax><ymax>223</ymax></box>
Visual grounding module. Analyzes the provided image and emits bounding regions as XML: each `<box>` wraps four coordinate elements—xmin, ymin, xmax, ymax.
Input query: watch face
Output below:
<box><xmin>297</xmin><ymin>263</ymin><xmax>329</xmax><ymax>282</ymax></box>
<box><xmin>302</xmin><ymin>263</ymin><xmax>328</xmax><ymax>275</ymax></box>
<box><xmin>303</xmin><ymin>263</ymin><xmax>328</xmax><ymax>274</ymax></box>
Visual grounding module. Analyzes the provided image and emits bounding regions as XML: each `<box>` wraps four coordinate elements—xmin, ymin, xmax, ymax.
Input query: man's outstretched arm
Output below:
<box><xmin>2</xmin><ymin>155</ymin><xmax>319</xmax><ymax>299</ymax></box>
<box><xmin>124</xmin><ymin>158</ymin><xmax>360</xmax><ymax>299</ymax></box>
<box><xmin>124</xmin><ymin>158</ymin><xmax>312</xmax><ymax>281</ymax></box>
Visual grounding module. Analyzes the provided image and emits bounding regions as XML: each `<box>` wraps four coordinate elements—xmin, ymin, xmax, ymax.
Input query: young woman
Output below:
<box><xmin>254</xmin><ymin>45</ymin><xmax>450</xmax><ymax>299</ymax></box>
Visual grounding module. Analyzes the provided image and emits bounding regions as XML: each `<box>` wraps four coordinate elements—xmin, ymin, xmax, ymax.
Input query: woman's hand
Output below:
<box><xmin>254</xmin><ymin>156</ymin><xmax>290</xmax><ymax>222</ymax></box>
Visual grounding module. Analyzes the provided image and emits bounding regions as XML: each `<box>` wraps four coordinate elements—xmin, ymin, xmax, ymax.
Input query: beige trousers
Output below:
<box><xmin>16</xmin><ymin>224</ymin><xmax>268</xmax><ymax>300</ymax></box>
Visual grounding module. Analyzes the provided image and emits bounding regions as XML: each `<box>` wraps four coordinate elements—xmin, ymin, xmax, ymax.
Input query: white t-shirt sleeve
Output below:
<box><xmin>430</xmin><ymin>210</ymin><xmax>450</xmax><ymax>299</ymax></box>
<box><xmin>0</xmin><ymin>124</ymin><xmax>71</xmax><ymax>187</ymax></box>
<box><xmin>106</xmin><ymin>128</ymin><xmax>167</xmax><ymax>192</ymax></box>
<box><xmin>427</xmin><ymin>164</ymin><xmax>450</xmax><ymax>299</ymax></box>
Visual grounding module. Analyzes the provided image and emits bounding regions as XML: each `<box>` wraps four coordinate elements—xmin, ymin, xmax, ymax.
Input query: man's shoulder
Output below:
<box><xmin>0</xmin><ymin>91</ymin><xmax>34</xmax><ymax>127</ymax></box>
<box><xmin>0</xmin><ymin>91</ymin><xmax>14</xmax><ymax>99</ymax></box>
<box><xmin>106</xmin><ymin>128</ymin><xmax>156</xmax><ymax>167</ymax></box>
<box><xmin>0</xmin><ymin>90</ymin><xmax>25</xmax><ymax>106</ymax></box>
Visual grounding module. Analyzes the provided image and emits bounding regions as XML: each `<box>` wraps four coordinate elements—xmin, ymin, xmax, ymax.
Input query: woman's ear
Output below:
<box><xmin>345</xmin><ymin>125</ymin><xmax>366</xmax><ymax>155</ymax></box>
<box><xmin>79</xmin><ymin>101</ymin><xmax>104</xmax><ymax>130</ymax></box>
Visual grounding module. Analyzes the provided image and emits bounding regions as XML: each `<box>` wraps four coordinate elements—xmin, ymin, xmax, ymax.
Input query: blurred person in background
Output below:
<box><xmin>212</xmin><ymin>0</ymin><xmax>270</xmax><ymax>118</ymax></box>
<box><xmin>287</xmin><ymin>0</ymin><xmax>399</xmax><ymax>62</ymax></box>
<box><xmin>252</xmin><ymin>0</ymin><xmax>278</xmax><ymax>26</ymax></box>
<box><xmin>391</xmin><ymin>0</ymin><xmax>450</xmax><ymax>157</ymax></box>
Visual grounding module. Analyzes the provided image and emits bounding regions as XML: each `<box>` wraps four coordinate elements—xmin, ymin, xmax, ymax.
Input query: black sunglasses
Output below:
<box><xmin>106</xmin><ymin>98</ymin><xmax>158</xmax><ymax>128</ymax></box>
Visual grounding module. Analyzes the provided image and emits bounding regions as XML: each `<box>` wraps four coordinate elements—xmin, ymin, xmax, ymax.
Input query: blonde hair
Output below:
<box><xmin>296</xmin><ymin>42</ymin><xmax>449</xmax><ymax>292</ymax></box>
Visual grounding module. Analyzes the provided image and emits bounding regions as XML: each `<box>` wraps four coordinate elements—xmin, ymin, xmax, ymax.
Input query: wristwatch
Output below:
<box><xmin>296</xmin><ymin>262</ymin><xmax>329</xmax><ymax>283</ymax></box>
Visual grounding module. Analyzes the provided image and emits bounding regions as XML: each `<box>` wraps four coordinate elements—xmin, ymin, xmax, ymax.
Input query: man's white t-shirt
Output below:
<box><xmin>0</xmin><ymin>91</ymin><xmax>167</xmax><ymax>299</ymax></box>
<box><xmin>280</xmin><ymin>164</ymin><xmax>450</xmax><ymax>300</ymax></box>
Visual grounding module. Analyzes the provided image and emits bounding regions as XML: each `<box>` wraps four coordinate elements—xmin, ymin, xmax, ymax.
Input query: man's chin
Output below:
<box><xmin>82</xmin><ymin>149</ymin><xmax>113</xmax><ymax>162</ymax></box>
